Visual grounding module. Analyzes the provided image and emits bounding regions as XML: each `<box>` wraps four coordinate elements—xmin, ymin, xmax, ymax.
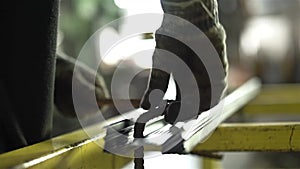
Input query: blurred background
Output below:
<box><xmin>55</xmin><ymin>0</ymin><xmax>300</xmax><ymax>168</ymax></box>
<box><xmin>57</xmin><ymin>0</ymin><xmax>300</xmax><ymax>99</ymax></box>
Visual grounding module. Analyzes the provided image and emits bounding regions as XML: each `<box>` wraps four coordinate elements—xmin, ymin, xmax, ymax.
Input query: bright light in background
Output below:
<box><xmin>114</xmin><ymin>0</ymin><xmax>163</xmax><ymax>14</ymax></box>
<box><xmin>240</xmin><ymin>16</ymin><xmax>291</xmax><ymax>62</ymax></box>
<box><xmin>99</xmin><ymin>0</ymin><xmax>163</xmax><ymax>67</ymax></box>
<box><xmin>99</xmin><ymin>27</ymin><xmax>155</xmax><ymax>67</ymax></box>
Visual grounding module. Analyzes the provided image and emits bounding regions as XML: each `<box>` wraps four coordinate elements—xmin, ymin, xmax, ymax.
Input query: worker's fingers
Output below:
<box><xmin>140</xmin><ymin>69</ymin><xmax>170</xmax><ymax>110</ymax></box>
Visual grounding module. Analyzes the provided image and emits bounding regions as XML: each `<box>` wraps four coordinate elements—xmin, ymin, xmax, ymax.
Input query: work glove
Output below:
<box><xmin>54</xmin><ymin>54</ymin><xmax>109</xmax><ymax>117</ymax></box>
<box><xmin>140</xmin><ymin>0</ymin><xmax>228</xmax><ymax>124</ymax></box>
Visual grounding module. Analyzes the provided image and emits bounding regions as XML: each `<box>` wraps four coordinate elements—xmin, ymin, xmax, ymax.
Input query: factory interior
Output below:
<box><xmin>0</xmin><ymin>0</ymin><xmax>300</xmax><ymax>168</ymax></box>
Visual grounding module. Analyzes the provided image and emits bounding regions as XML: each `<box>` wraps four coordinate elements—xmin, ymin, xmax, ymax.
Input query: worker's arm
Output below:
<box><xmin>140</xmin><ymin>0</ymin><xmax>228</xmax><ymax>123</ymax></box>
<box><xmin>55</xmin><ymin>54</ymin><xmax>109</xmax><ymax>117</ymax></box>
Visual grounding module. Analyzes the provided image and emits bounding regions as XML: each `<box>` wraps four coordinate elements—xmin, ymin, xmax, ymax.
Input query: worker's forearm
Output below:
<box><xmin>159</xmin><ymin>0</ymin><xmax>228</xmax><ymax>70</ymax></box>
<box><xmin>156</xmin><ymin>0</ymin><xmax>228</xmax><ymax>112</ymax></box>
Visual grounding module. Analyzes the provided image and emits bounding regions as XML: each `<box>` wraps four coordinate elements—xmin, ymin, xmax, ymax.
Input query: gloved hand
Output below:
<box><xmin>54</xmin><ymin>54</ymin><xmax>109</xmax><ymax>117</ymax></box>
<box><xmin>140</xmin><ymin>0</ymin><xmax>228</xmax><ymax>124</ymax></box>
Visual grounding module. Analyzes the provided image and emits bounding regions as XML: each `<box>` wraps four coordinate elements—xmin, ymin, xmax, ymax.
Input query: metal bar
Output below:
<box><xmin>192</xmin><ymin>122</ymin><xmax>300</xmax><ymax>152</ymax></box>
<box><xmin>103</xmin><ymin>78</ymin><xmax>261</xmax><ymax>154</ymax></box>
<box><xmin>0</xmin><ymin>120</ymin><xmax>131</xmax><ymax>169</ymax></box>
<box><xmin>0</xmin><ymin>78</ymin><xmax>261</xmax><ymax>168</ymax></box>
<box><xmin>183</xmin><ymin>78</ymin><xmax>261</xmax><ymax>152</ymax></box>
<box><xmin>1</xmin><ymin>122</ymin><xmax>299</xmax><ymax>168</ymax></box>
<box><xmin>242</xmin><ymin>84</ymin><xmax>300</xmax><ymax>115</ymax></box>
<box><xmin>0</xmin><ymin>78</ymin><xmax>263</xmax><ymax>168</ymax></box>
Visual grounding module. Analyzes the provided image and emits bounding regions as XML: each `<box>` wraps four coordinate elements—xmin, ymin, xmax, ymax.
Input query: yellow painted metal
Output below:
<box><xmin>25</xmin><ymin>140</ymin><xmax>130</xmax><ymax>169</ymax></box>
<box><xmin>0</xmin><ymin>121</ymin><xmax>131</xmax><ymax>169</ymax></box>
<box><xmin>1</xmin><ymin>122</ymin><xmax>299</xmax><ymax>169</ymax></box>
<box><xmin>1</xmin><ymin>122</ymin><xmax>299</xmax><ymax>168</ymax></box>
<box><xmin>242</xmin><ymin>84</ymin><xmax>300</xmax><ymax>115</ymax></box>
<box><xmin>1</xmin><ymin>84</ymin><xmax>300</xmax><ymax>168</ymax></box>
<box><xmin>192</xmin><ymin>122</ymin><xmax>300</xmax><ymax>152</ymax></box>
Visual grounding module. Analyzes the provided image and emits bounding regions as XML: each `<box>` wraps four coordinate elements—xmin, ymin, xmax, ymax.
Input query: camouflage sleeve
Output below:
<box><xmin>141</xmin><ymin>0</ymin><xmax>228</xmax><ymax>123</ymax></box>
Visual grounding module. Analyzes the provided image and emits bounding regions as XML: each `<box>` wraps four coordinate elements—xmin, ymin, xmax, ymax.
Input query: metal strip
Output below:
<box><xmin>0</xmin><ymin>78</ymin><xmax>262</xmax><ymax>168</ymax></box>
<box><xmin>192</xmin><ymin>122</ymin><xmax>300</xmax><ymax>152</ymax></box>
